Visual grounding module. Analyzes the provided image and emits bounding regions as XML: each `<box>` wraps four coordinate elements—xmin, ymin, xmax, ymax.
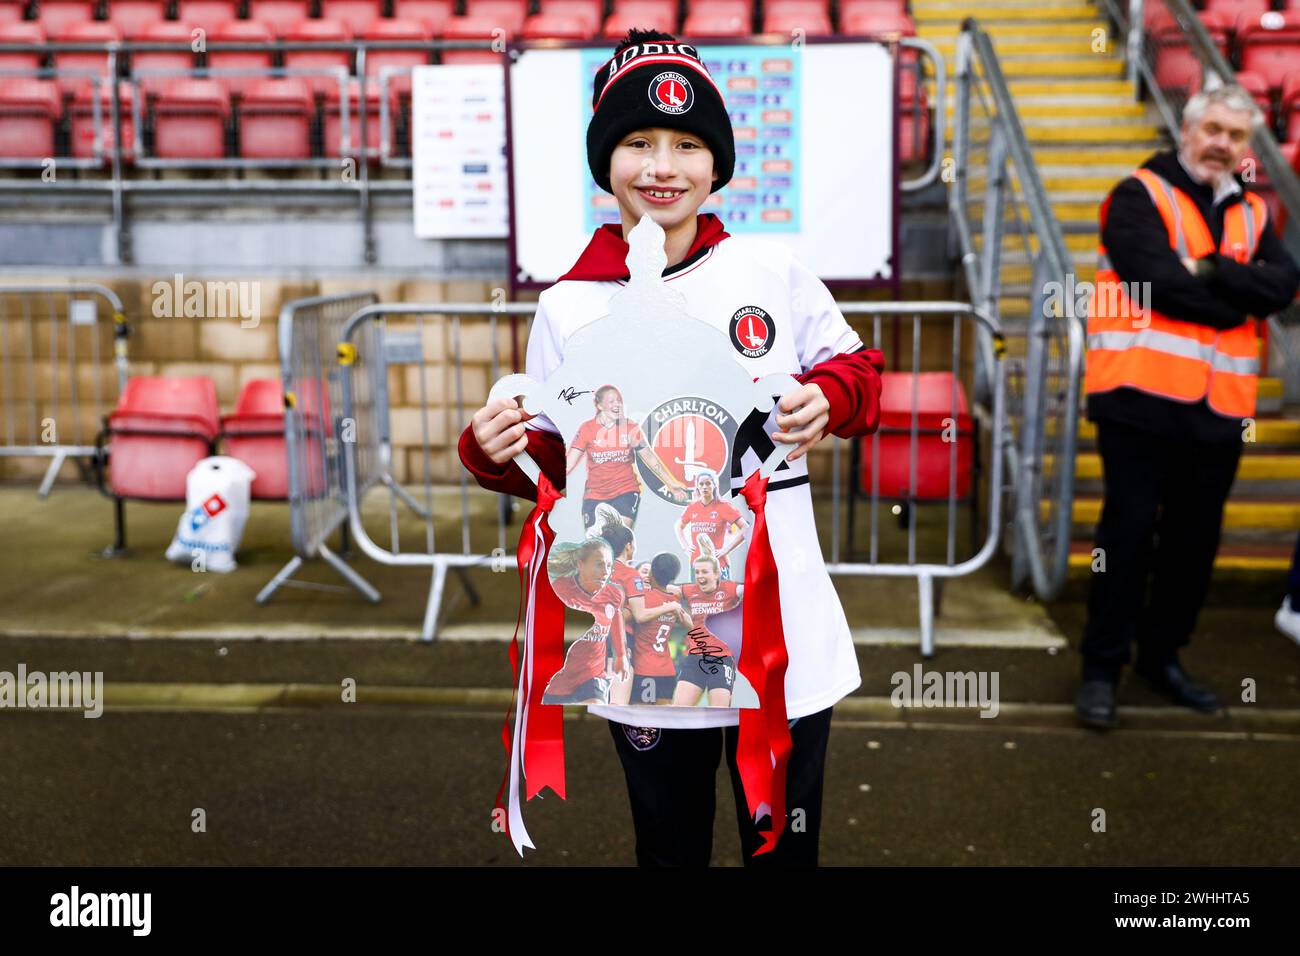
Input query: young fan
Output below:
<box><xmin>461</xmin><ymin>28</ymin><xmax>884</xmax><ymax>865</ymax></box>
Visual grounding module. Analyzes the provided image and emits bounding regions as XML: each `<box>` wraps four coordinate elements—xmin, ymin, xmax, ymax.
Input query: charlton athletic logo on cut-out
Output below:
<box><xmin>649</xmin><ymin>71</ymin><xmax>693</xmax><ymax>114</ymax></box>
<box><xmin>638</xmin><ymin>395</ymin><xmax>737</xmax><ymax>502</ymax></box>
<box><xmin>729</xmin><ymin>306</ymin><xmax>774</xmax><ymax>358</ymax></box>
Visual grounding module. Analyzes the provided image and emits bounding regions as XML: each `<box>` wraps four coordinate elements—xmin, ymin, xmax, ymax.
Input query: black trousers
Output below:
<box><xmin>607</xmin><ymin>706</ymin><xmax>834</xmax><ymax>866</ymax></box>
<box><xmin>1081</xmin><ymin>418</ymin><xmax>1242</xmax><ymax>682</ymax></box>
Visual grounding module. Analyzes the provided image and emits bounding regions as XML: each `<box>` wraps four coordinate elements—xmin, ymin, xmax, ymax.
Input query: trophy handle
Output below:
<box><xmin>487</xmin><ymin>373</ymin><xmax>548</xmax><ymax>488</ymax></box>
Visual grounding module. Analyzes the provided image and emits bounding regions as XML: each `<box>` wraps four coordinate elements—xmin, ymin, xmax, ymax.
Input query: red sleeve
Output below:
<box><xmin>721</xmin><ymin>500</ymin><xmax>742</xmax><ymax>523</ymax></box>
<box><xmin>796</xmin><ymin>346</ymin><xmax>885</xmax><ymax>439</ymax></box>
<box><xmin>457</xmin><ymin>423</ymin><xmax>567</xmax><ymax>502</ymax></box>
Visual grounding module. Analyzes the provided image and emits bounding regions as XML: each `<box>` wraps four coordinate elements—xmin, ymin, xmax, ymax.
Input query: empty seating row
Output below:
<box><xmin>0</xmin><ymin>75</ymin><xmax>402</xmax><ymax>160</ymax></box>
<box><xmin>0</xmin><ymin>0</ymin><xmax>914</xmax><ymax>39</ymax></box>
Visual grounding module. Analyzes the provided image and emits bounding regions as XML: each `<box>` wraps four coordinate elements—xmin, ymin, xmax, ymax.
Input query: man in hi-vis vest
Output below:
<box><xmin>1077</xmin><ymin>85</ymin><xmax>1299</xmax><ymax>730</ymax></box>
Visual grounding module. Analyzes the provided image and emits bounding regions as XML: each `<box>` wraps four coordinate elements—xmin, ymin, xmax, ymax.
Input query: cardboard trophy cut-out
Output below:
<box><xmin>490</xmin><ymin>214</ymin><xmax>802</xmax><ymax>854</ymax></box>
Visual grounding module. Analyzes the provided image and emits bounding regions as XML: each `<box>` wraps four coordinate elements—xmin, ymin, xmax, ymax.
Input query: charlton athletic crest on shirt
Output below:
<box><xmin>488</xmin><ymin>214</ymin><xmax>803</xmax><ymax>714</ymax></box>
<box><xmin>649</xmin><ymin>71</ymin><xmax>693</xmax><ymax>114</ymax></box>
<box><xmin>730</xmin><ymin>306</ymin><xmax>774</xmax><ymax>358</ymax></box>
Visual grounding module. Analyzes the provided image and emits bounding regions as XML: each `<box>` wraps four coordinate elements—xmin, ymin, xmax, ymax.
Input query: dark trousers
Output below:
<box><xmin>607</xmin><ymin>706</ymin><xmax>833</xmax><ymax>866</ymax></box>
<box><xmin>1081</xmin><ymin>419</ymin><xmax>1242</xmax><ymax>682</ymax></box>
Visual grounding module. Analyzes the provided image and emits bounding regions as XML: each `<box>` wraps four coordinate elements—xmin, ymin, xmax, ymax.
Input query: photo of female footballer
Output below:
<box><xmin>540</xmin><ymin>537</ymin><xmax>628</xmax><ymax>706</ymax></box>
<box><xmin>593</xmin><ymin>519</ymin><xmax>689</xmax><ymax>705</ymax></box>
<box><xmin>566</xmin><ymin>384</ymin><xmax>691</xmax><ymax>530</ymax></box>
<box><xmin>664</xmin><ymin>539</ymin><xmax>745</xmax><ymax>707</ymax></box>
<box><xmin>674</xmin><ymin>469</ymin><xmax>748</xmax><ymax>581</ymax></box>
<box><xmin>611</xmin><ymin>552</ymin><xmax>693</xmax><ymax>705</ymax></box>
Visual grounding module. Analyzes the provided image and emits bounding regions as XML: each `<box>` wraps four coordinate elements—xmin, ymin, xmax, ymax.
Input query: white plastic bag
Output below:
<box><xmin>165</xmin><ymin>456</ymin><xmax>257</xmax><ymax>573</ymax></box>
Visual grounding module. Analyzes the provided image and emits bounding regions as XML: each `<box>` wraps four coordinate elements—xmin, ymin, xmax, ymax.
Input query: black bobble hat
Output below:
<box><xmin>586</xmin><ymin>28</ymin><xmax>735</xmax><ymax>194</ymax></box>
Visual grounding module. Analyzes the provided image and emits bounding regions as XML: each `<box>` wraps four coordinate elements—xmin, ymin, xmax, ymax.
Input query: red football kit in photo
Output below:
<box><xmin>608</xmin><ymin>557</ymin><xmax>645</xmax><ymax>604</ymax></box>
<box><xmin>571</xmin><ymin>417</ymin><xmax>645</xmax><ymax>500</ymax></box>
<box><xmin>458</xmin><ymin>212</ymin><xmax>886</xmax><ymax>729</ymax></box>
<box><xmin>679</xmin><ymin>497</ymin><xmax>742</xmax><ymax>568</ymax></box>
<box><xmin>680</xmin><ymin>579</ymin><xmax>743</xmax><ymax>656</ymax></box>
<box><xmin>545</xmin><ymin>575</ymin><xmax>627</xmax><ymax>695</ymax></box>
<box><xmin>629</xmin><ymin>588</ymin><xmax>682</xmax><ymax>677</ymax></box>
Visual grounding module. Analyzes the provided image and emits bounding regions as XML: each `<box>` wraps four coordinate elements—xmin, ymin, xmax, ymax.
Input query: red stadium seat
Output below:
<box><xmin>131</xmin><ymin>21</ymin><xmax>198</xmax><ymax>99</ymax></box>
<box><xmin>53</xmin><ymin>21</ymin><xmax>121</xmax><ymax>97</ymax></box>
<box><xmin>283</xmin><ymin>19</ymin><xmax>354</xmax><ymax>97</ymax></box>
<box><xmin>70</xmin><ymin>80</ymin><xmax>136</xmax><ymax>163</ymax></box>
<box><xmin>522</xmin><ymin>12</ymin><xmax>593</xmax><ymax>39</ymax></box>
<box><xmin>898</xmin><ymin>88</ymin><xmax>930</xmax><ymax>163</ymax></box>
<box><xmin>101</xmin><ymin>376</ymin><xmax>221</xmax><ymax>501</ymax></box>
<box><xmin>763</xmin><ymin>7</ymin><xmax>833</xmax><ymax>36</ymax></box>
<box><xmin>104</xmin><ymin>0</ymin><xmax>169</xmax><ymax>40</ymax></box>
<box><xmin>860</xmin><ymin>372</ymin><xmax>974</xmax><ymax>501</ymax></box>
<box><xmin>323</xmin><ymin>78</ymin><xmax>398</xmax><ymax>161</ymax></box>
<box><xmin>173</xmin><ymin>0</ymin><xmax>241</xmax><ymax>32</ymax></box>
<box><xmin>765</xmin><ymin>0</ymin><xmax>831</xmax><ymax>21</ymax></box>
<box><xmin>686</xmin><ymin>0</ymin><xmax>751</xmax><ymax>20</ymax></box>
<box><xmin>319</xmin><ymin>0</ymin><xmax>385</xmax><ymax>36</ymax></box>
<box><xmin>1280</xmin><ymin>71</ymin><xmax>1300</xmax><ymax>138</ymax></box>
<box><xmin>390</xmin><ymin>0</ymin><xmax>454</xmax><ymax>33</ymax></box>
<box><xmin>221</xmin><ymin>379</ymin><xmax>290</xmax><ymax>500</ymax></box>
<box><xmin>245</xmin><ymin>0</ymin><xmax>313</xmax><ymax>38</ymax></box>
<box><xmin>1238</xmin><ymin>11</ymin><xmax>1300</xmax><ymax>91</ymax></box>
<box><xmin>841</xmin><ymin>8</ymin><xmax>915</xmax><ymax>36</ymax></box>
<box><xmin>538</xmin><ymin>0</ymin><xmax>603</xmax><ymax>33</ymax></box>
<box><xmin>0</xmin><ymin>21</ymin><xmax>45</xmax><ymax>74</ymax></box>
<box><xmin>603</xmin><ymin>1</ymin><xmax>679</xmax><ymax>35</ymax></box>
<box><xmin>153</xmin><ymin>78</ymin><xmax>230</xmax><ymax>158</ymax></box>
<box><xmin>1152</xmin><ymin>12</ymin><xmax>1231</xmax><ymax>91</ymax></box>
<box><xmin>34</xmin><ymin>0</ymin><xmax>95</xmax><ymax>36</ymax></box>
<box><xmin>207</xmin><ymin>19</ymin><xmax>276</xmax><ymax>99</ymax></box>
<box><xmin>1203</xmin><ymin>0</ymin><xmax>1270</xmax><ymax>30</ymax></box>
<box><xmin>0</xmin><ymin>0</ymin><xmax>28</xmax><ymax>23</ymax></box>
<box><xmin>462</xmin><ymin>0</ymin><xmax>528</xmax><ymax>33</ymax></box>
<box><xmin>840</xmin><ymin>0</ymin><xmax>904</xmax><ymax>10</ymax></box>
<box><xmin>238</xmin><ymin>77</ymin><xmax>315</xmax><ymax>158</ymax></box>
<box><xmin>441</xmin><ymin>15</ymin><xmax>512</xmax><ymax>63</ymax></box>
<box><xmin>0</xmin><ymin>77</ymin><xmax>62</xmax><ymax>158</ymax></box>
<box><xmin>681</xmin><ymin>11</ymin><xmax>749</xmax><ymax>36</ymax></box>
<box><xmin>364</xmin><ymin>18</ymin><xmax>432</xmax><ymax>97</ymax></box>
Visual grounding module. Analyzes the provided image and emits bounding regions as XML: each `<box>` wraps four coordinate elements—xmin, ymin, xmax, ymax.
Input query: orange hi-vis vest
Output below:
<box><xmin>1085</xmin><ymin>167</ymin><xmax>1268</xmax><ymax>419</ymax></box>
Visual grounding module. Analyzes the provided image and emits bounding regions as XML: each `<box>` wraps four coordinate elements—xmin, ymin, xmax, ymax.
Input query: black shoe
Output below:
<box><xmin>1075</xmin><ymin>679</ymin><xmax>1118</xmax><ymax>730</ymax></box>
<box><xmin>1134</xmin><ymin>661</ymin><xmax>1219</xmax><ymax>713</ymax></box>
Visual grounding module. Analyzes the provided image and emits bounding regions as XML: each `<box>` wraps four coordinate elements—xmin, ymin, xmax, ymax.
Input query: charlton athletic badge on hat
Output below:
<box><xmin>729</xmin><ymin>306</ymin><xmax>775</xmax><ymax>358</ymax></box>
<box><xmin>648</xmin><ymin>71</ymin><xmax>693</xmax><ymax>114</ymax></box>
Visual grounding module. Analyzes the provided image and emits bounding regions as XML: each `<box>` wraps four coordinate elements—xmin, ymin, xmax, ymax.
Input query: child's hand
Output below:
<box><xmin>470</xmin><ymin>396</ymin><xmax>534</xmax><ymax>466</ymax></box>
<box><xmin>772</xmin><ymin>383</ymin><xmax>830</xmax><ymax>461</ymax></box>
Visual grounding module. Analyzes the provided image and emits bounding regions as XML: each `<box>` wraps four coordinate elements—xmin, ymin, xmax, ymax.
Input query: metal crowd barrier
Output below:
<box><xmin>950</xmin><ymin>19</ymin><xmax>1085</xmax><ymax>603</ymax></box>
<box><xmin>330</xmin><ymin>300</ymin><xmax>1002</xmax><ymax>653</ymax></box>
<box><xmin>0</xmin><ymin>282</ymin><xmax>129</xmax><ymax>496</ymax></box>
<box><xmin>256</xmin><ymin>289</ymin><xmax>384</xmax><ymax>605</ymax></box>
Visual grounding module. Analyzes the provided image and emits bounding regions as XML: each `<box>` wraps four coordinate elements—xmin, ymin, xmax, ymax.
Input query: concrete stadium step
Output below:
<box><xmin>945</xmin><ymin>100</ymin><xmax>1147</xmax><ymax>119</ymax></box>
<box><xmin>1067</xmin><ymin>417</ymin><xmax>1300</xmax><ymax>446</ymax></box>
<box><xmin>1059</xmin><ymin>446</ymin><xmax>1300</xmax><ymax>482</ymax></box>
<box><xmin>918</xmin><ymin>21</ymin><xmax>1110</xmax><ymax>39</ymax></box>
<box><xmin>951</xmin><ymin>124</ymin><xmax>1161</xmax><ymax>144</ymax></box>
<box><xmin>1066</xmin><ymin>539</ymin><xmax>1294</xmax><ymax>573</ymax></box>
<box><xmin>1061</xmin><ymin>496</ymin><xmax>1300</xmax><ymax>531</ymax></box>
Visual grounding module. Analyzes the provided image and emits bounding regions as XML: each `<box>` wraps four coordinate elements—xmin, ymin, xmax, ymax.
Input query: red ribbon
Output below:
<box><xmin>735</xmin><ymin>471</ymin><xmax>793</xmax><ymax>857</ymax></box>
<box><xmin>494</xmin><ymin>473</ymin><xmax>567</xmax><ymax>852</ymax></box>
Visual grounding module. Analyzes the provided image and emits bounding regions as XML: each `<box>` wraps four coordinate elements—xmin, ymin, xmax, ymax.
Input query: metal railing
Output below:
<box><xmin>949</xmin><ymin>18</ymin><xmax>1085</xmax><ymax>602</ymax></box>
<box><xmin>0</xmin><ymin>33</ymin><xmax>945</xmax><ymax>262</ymax></box>
<box><xmin>257</xmin><ymin>289</ymin><xmax>385</xmax><ymax>605</ymax></box>
<box><xmin>329</xmin><ymin>299</ymin><xmax>1003</xmax><ymax>654</ymax></box>
<box><xmin>0</xmin><ymin>282</ymin><xmax>130</xmax><ymax>496</ymax></box>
